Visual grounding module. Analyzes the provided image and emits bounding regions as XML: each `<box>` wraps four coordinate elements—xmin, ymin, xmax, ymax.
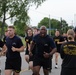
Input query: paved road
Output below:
<box><xmin>0</xmin><ymin>52</ymin><xmax>62</xmax><ymax>75</ymax></box>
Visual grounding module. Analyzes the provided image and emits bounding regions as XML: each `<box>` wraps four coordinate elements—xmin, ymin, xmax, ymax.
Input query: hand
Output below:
<box><xmin>64</xmin><ymin>40</ymin><xmax>67</xmax><ymax>42</ymax></box>
<box><xmin>29</xmin><ymin>51</ymin><xmax>33</xmax><ymax>56</ymax></box>
<box><xmin>0</xmin><ymin>52</ymin><xmax>5</xmax><ymax>56</ymax></box>
<box><xmin>0</xmin><ymin>52</ymin><xmax>2</xmax><ymax>56</ymax></box>
<box><xmin>11</xmin><ymin>46</ymin><xmax>17</xmax><ymax>52</ymax></box>
<box><xmin>57</xmin><ymin>42</ymin><xmax>60</xmax><ymax>44</ymax></box>
<box><xmin>43</xmin><ymin>52</ymin><xmax>50</xmax><ymax>58</ymax></box>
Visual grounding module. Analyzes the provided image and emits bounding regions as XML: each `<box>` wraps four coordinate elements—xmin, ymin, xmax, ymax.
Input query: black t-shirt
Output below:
<box><xmin>63</xmin><ymin>36</ymin><xmax>68</xmax><ymax>41</ymax></box>
<box><xmin>33</xmin><ymin>34</ymin><xmax>56</xmax><ymax>58</ymax></box>
<box><xmin>6</xmin><ymin>35</ymin><xmax>23</xmax><ymax>59</ymax></box>
<box><xmin>60</xmin><ymin>41</ymin><xmax>76</xmax><ymax>68</ymax></box>
<box><xmin>53</xmin><ymin>35</ymin><xmax>64</xmax><ymax>51</ymax></box>
<box><xmin>0</xmin><ymin>39</ymin><xmax>4</xmax><ymax>47</ymax></box>
<box><xmin>25</xmin><ymin>36</ymin><xmax>33</xmax><ymax>51</ymax></box>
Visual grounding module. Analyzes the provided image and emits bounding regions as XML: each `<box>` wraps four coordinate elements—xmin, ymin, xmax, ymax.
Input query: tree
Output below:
<box><xmin>60</xmin><ymin>19</ymin><xmax>69</xmax><ymax>33</ymax></box>
<box><xmin>0</xmin><ymin>21</ymin><xmax>7</xmax><ymax>37</ymax></box>
<box><xmin>51</xmin><ymin>19</ymin><xmax>61</xmax><ymax>29</ymax></box>
<box><xmin>38</xmin><ymin>17</ymin><xmax>61</xmax><ymax>29</ymax></box>
<box><xmin>0</xmin><ymin>0</ymin><xmax>29</xmax><ymax>37</ymax></box>
<box><xmin>38</xmin><ymin>17</ymin><xmax>69</xmax><ymax>35</ymax></box>
<box><xmin>0</xmin><ymin>0</ymin><xmax>46</xmax><ymax>37</ymax></box>
<box><xmin>38</xmin><ymin>17</ymin><xmax>49</xmax><ymax>28</ymax></box>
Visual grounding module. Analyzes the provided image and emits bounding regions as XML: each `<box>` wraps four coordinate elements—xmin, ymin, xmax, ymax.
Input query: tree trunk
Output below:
<box><xmin>1</xmin><ymin>2</ymin><xmax>6</xmax><ymax>39</ymax></box>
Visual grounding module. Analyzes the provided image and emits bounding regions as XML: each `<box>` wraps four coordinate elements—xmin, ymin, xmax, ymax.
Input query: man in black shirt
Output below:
<box><xmin>29</xmin><ymin>26</ymin><xmax>56</xmax><ymax>75</ymax></box>
<box><xmin>60</xmin><ymin>29</ymin><xmax>76</xmax><ymax>75</ymax></box>
<box><xmin>5</xmin><ymin>26</ymin><xmax>24</xmax><ymax>75</ymax></box>
<box><xmin>29</xmin><ymin>27</ymin><xmax>39</xmax><ymax>71</ymax></box>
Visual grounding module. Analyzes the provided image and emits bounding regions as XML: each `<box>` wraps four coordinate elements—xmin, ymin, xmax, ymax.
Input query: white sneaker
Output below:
<box><xmin>55</xmin><ymin>64</ymin><xmax>58</xmax><ymax>69</ymax></box>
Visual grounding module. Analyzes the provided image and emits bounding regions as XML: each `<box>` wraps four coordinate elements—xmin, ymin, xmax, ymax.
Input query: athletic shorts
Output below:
<box><xmin>56</xmin><ymin>48</ymin><xmax>61</xmax><ymax>53</ymax></box>
<box><xmin>25</xmin><ymin>49</ymin><xmax>29</xmax><ymax>55</ymax></box>
<box><xmin>61</xmin><ymin>68</ymin><xmax>76</xmax><ymax>75</ymax></box>
<box><xmin>29</xmin><ymin>55</ymin><xmax>34</xmax><ymax>61</ymax></box>
<box><xmin>33</xmin><ymin>56</ymin><xmax>50</xmax><ymax>70</ymax></box>
<box><xmin>5</xmin><ymin>57</ymin><xmax>21</xmax><ymax>73</ymax></box>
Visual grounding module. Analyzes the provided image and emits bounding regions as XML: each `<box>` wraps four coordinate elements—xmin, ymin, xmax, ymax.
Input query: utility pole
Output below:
<box><xmin>49</xmin><ymin>15</ymin><xmax>51</xmax><ymax>36</ymax></box>
<box><xmin>74</xmin><ymin>14</ymin><xmax>76</xmax><ymax>27</ymax></box>
<box><xmin>60</xmin><ymin>17</ymin><xmax>63</xmax><ymax>34</ymax></box>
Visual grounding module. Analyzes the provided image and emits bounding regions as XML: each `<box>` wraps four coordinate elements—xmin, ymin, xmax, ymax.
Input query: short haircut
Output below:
<box><xmin>67</xmin><ymin>29</ymin><xmax>75</xmax><ymax>37</ymax></box>
<box><xmin>55</xmin><ymin>29</ymin><xmax>60</xmax><ymax>32</ymax></box>
<box><xmin>40</xmin><ymin>26</ymin><xmax>47</xmax><ymax>30</ymax></box>
<box><xmin>26</xmin><ymin>28</ymin><xmax>32</xmax><ymax>32</ymax></box>
<box><xmin>33</xmin><ymin>27</ymin><xmax>39</xmax><ymax>31</ymax></box>
<box><xmin>8</xmin><ymin>26</ymin><xmax>15</xmax><ymax>29</ymax></box>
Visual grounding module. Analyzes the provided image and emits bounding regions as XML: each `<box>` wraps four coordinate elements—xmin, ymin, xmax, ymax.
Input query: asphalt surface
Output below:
<box><xmin>0</xmin><ymin>52</ymin><xmax>62</xmax><ymax>75</ymax></box>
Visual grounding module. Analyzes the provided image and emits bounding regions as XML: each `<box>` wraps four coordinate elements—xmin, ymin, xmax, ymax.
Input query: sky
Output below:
<box><xmin>28</xmin><ymin>0</ymin><xmax>76</xmax><ymax>27</ymax></box>
<box><xmin>6</xmin><ymin>0</ymin><xmax>76</xmax><ymax>27</ymax></box>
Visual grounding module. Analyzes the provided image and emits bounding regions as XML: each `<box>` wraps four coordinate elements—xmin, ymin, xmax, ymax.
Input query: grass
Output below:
<box><xmin>21</xmin><ymin>37</ymin><xmax>26</xmax><ymax>46</ymax></box>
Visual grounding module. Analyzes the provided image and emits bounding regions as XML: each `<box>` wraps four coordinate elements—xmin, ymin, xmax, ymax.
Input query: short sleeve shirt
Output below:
<box><xmin>53</xmin><ymin>35</ymin><xmax>64</xmax><ymax>51</ymax></box>
<box><xmin>60</xmin><ymin>41</ymin><xmax>76</xmax><ymax>68</ymax></box>
<box><xmin>33</xmin><ymin>34</ymin><xmax>56</xmax><ymax>57</ymax></box>
<box><xmin>6</xmin><ymin>35</ymin><xmax>23</xmax><ymax>59</ymax></box>
<box><xmin>25</xmin><ymin>36</ymin><xmax>33</xmax><ymax>51</ymax></box>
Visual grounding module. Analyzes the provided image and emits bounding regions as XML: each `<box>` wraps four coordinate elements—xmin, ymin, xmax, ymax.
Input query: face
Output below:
<box><xmin>5</xmin><ymin>31</ymin><xmax>8</xmax><ymax>37</ymax></box>
<box><xmin>37</xmin><ymin>30</ymin><xmax>40</xmax><ymax>34</ymax></box>
<box><xmin>33</xmin><ymin>29</ymin><xmax>38</xmax><ymax>36</ymax></box>
<box><xmin>63</xmin><ymin>33</ymin><xmax>67</xmax><ymax>37</ymax></box>
<box><xmin>75</xmin><ymin>32</ymin><xmax>76</xmax><ymax>38</ymax></box>
<box><xmin>40</xmin><ymin>27</ymin><xmax>47</xmax><ymax>37</ymax></box>
<box><xmin>55</xmin><ymin>31</ymin><xmax>60</xmax><ymax>36</ymax></box>
<box><xmin>7</xmin><ymin>28</ymin><xmax>15</xmax><ymax>38</ymax></box>
<box><xmin>27</xmin><ymin>29</ymin><xmax>33</xmax><ymax>36</ymax></box>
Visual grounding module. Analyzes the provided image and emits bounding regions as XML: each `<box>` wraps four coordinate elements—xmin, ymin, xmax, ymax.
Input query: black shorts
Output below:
<box><xmin>56</xmin><ymin>48</ymin><xmax>61</xmax><ymax>53</ymax></box>
<box><xmin>5</xmin><ymin>57</ymin><xmax>21</xmax><ymax>73</ymax></box>
<box><xmin>29</xmin><ymin>55</ymin><xmax>34</xmax><ymax>61</ymax></box>
<box><xmin>61</xmin><ymin>68</ymin><xmax>76</xmax><ymax>75</ymax></box>
<box><xmin>33</xmin><ymin>56</ymin><xmax>50</xmax><ymax>70</ymax></box>
<box><xmin>25</xmin><ymin>49</ymin><xmax>29</xmax><ymax>55</ymax></box>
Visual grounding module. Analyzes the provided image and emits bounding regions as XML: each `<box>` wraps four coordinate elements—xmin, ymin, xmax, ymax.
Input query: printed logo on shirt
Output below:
<box><xmin>12</xmin><ymin>42</ymin><xmax>16</xmax><ymax>47</ymax></box>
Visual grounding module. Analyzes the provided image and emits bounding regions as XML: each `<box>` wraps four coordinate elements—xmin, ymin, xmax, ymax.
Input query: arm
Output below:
<box><xmin>49</xmin><ymin>48</ymin><xmax>57</xmax><ymax>56</ymax></box>
<box><xmin>43</xmin><ymin>48</ymin><xmax>57</xmax><ymax>58</ymax></box>
<box><xmin>57</xmin><ymin>36</ymin><xmax>65</xmax><ymax>44</ymax></box>
<box><xmin>60</xmin><ymin>45</ymin><xmax>64</xmax><ymax>59</ymax></box>
<box><xmin>12</xmin><ymin>46</ymin><xmax>24</xmax><ymax>52</ymax></box>
<box><xmin>0</xmin><ymin>44</ymin><xmax>7</xmax><ymax>56</ymax></box>
<box><xmin>12</xmin><ymin>37</ymin><xmax>24</xmax><ymax>52</ymax></box>
<box><xmin>29</xmin><ymin>35</ymin><xmax>36</xmax><ymax>54</ymax></box>
<box><xmin>43</xmin><ymin>37</ymin><xmax>57</xmax><ymax>58</ymax></box>
<box><xmin>29</xmin><ymin>41</ymin><xmax>35</xmax><ymax>55</ymax></box>
<box><xmin>49</xmin><ymin>37</ymin><xmax>57</xmax><ymax>55</ymax></box>
<box><xmin>57</xmin><ymin>41</ymin><xmax>65</xmax><ymax>44</ymax></box>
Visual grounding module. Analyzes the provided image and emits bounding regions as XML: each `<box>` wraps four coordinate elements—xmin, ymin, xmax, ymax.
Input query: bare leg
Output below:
<box><xmin>29</xmin><ymin>61</ymin><xmax>33</xmax><ymax>71</ymax></box>
<box><xmin>43</xmin><ymin>69</ymin><xmax>49</xmax><ymax>75</ymax></box>
<box><xmin>5</xmin><ymin>70</ymin><xmax>12</xmax><ymax>75</ymax></box>
<box><xmin>55</xmin><ymin>52</ymin><xmax>59</xmax><ymax>68</ymax></box>
<box><xmin>25</xmin><ymin>55</ymin><xmax>29</xmax><ymax>63</ymax></box>
<box><xmin>33</xmin><ymin>66</ymin><xmax>41</xmax><ymax>75</ymax></box>
<box><xmin>13</xmin><ymin>72</ymin><xmax>20</xmax><ymax>75</ymax></box>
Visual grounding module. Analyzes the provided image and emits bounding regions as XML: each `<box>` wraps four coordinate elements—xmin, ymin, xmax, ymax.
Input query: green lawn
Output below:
<box><xmin>21</xmin><ymin>37</ymin><xmax>26</xmax><ymax>46</ymax></box>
